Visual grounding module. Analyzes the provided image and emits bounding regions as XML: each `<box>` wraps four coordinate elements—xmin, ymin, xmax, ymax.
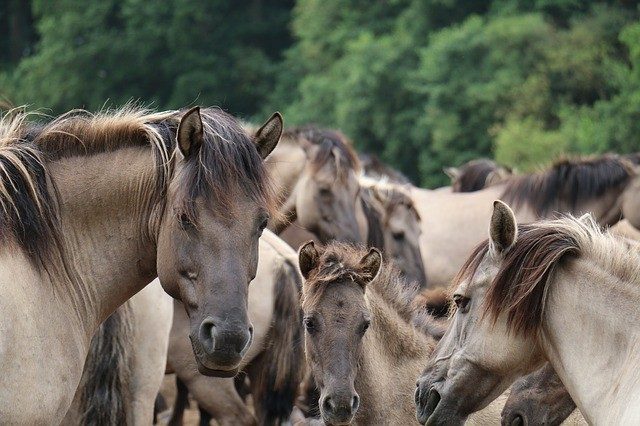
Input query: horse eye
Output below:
<box><xmin>179</xmin><ymin>213</ymin><xmax>193</xmax><ymax>229</ymax></box>
<box><xmin>392</xmin><ymin>231</ymin><xmax>405</xmax><ymax>241</ymax></box>
<box><xmin>304</xmin><ymin>317</ymin><xmax>317</xmax><ymax>334</ymax></box>
<box><xmin>453</xmin><ymin>294</ymin><xmax>470</xmax><ymax>313</ymax></box>
<box><xmin>319</xmin><ymin>187</ymin><xmax>332</xmax><ymax>198</ymax></box>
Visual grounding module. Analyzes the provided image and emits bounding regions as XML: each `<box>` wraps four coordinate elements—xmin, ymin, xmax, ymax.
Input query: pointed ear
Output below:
<box><xmin>444</xmin><ymin>167</ymin><xmax>459</xmax><ymax>180</ymax></box>
<box><xmin>358</xmin><ymin>248</ymin><xmax>382</xmax><ymax>286</ymax></box>
<box><xmin>254</xmin><ymin>112</ymin><xmax>283</xmax><ymax>159</ymax></box>
<box><xmin>177</xmin><ymin>107</ymin><xmax>204</xmax><ymax>158</ymax></box>
<box><xmin>299</xmin><ymin>240</ymin><xmax>320</xmax><ymax>279</ymax></box>
<box><xmin>489</xmin><ymin>200</ymin><xmax>517</xmax><ymax>255</ymax></box>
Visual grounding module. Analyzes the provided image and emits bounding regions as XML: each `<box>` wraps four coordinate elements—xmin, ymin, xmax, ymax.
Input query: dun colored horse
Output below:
<box><xmin>412</xmin><ymin>155</ymin><xmax>635</xmax><ymax>287</ymax></box>
<box><xmin>298</xmin><ymin>241</ymin><xmax>507</xmax><ymax>425</ymax></box>
<box><xmin>267</xmin><ymin>126</ymin><xmax>366</xmax><ymax>244</ymax></box>
<box><xmin>359</xmin><ymin>176</ymin><xmax>427</xmax><ymax>286</ymax></box>
<box><xmin>416</xmin><ymin>201</ymin><xmax>640</xmax><ymax>424</ymax></box>
<box><xmin>0</xmin><ymin>106</ymin><xmax>280</xmax><ymax>423</ymax></box>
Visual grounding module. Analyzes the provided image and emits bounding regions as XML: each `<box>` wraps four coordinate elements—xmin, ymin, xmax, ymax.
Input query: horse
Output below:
<box><xmin>416</xmin><ymin>200</ymin><xmax>640</xmax><ymax>425</ymax></box>
<box><xmin>62</xmin><ymin>280</ymin><xmax>173</xmax><ymax>424</ymax></box>
<box><xmin>0</xmin><ymin>105</ymin><xmax>281</xmax><ymax>423</ymax></box>
<box><xmin>501</xmin><ymin>363</ymin><xmax>586</xmax><ymax>426</ymax></box>
<box><xmin>411</xmin><ymin>155</ymin><xmax>635</xmax><ymax>288</ymax></box>
<box><xmin>500</xmin><ymin>218</ymin><xmax>640</xmax><ymax>426</ymax></box>
<box><xmin>444</xmin><ymin>158</ymin><xmax>512</xmax><ymax>192</ymax></box>
<box><xmin>266</xmin><ymin>126</ymin><xmax>367</xmax><ymax>244</ymax></box>
<box><xmin>359</xmin><ymin>176</ymin><xmax>427</xmax><ymax>287</ymax></box>
<box><xmin>166</xmin><ymin>230</ymin><xmax>304</xmax><ymax>426</ymax></box>
<box><xmin>298</xmin><ymin>241</ymin><xmax>508</xmax><ymax>425</ymax></box>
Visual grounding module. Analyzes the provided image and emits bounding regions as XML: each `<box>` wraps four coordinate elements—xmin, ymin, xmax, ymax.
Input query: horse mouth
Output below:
<box><xmin>424</xmin><ymin>389</ymin><xmax>441</xmax><ymax>422</ymax></box>
<box><xmin>416</xmin><ymin>387</ymin><xmax>441</xmax><ymax>425</ymax></box>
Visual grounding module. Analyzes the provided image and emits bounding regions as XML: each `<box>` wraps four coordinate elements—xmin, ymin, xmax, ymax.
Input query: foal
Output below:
<box><xmin>299</xmin><ymin>241</ymin><xmax>506</xmax><ymax>425</ymax></box>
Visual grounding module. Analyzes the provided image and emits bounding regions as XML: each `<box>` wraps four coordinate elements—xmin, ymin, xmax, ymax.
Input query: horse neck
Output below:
<box><xmin>540</xmin><ymin>257</ymin><xmax>640</xmax><ymax>423</ymax></box>
<box><xmin>47</xmin><ymin>146</ymin><xmax>159</xmax><ymax>333</ymax></box>
<box><xmin>354</xmin><ymin>289</ymin><xmax>432</xmax><ymax>424</ymax></box>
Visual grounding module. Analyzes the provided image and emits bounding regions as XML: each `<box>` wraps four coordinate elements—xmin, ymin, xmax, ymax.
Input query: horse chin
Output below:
<box><xmin>195</xmin><ymin>359</ymin><xmax>239</xmax><ymax>378</ymax></box>
<box><xmin>320</xmin><ymin>412</ymin><xmax>355</xmax><ymax>426</ymax></box>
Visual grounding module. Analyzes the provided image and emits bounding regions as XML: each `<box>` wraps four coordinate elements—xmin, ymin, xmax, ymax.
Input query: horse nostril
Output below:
<box><xmin>248</xmin><ymin>324</ymin><xmax>254</xmax><ymax>336</ymax></box>
<box><xmin>198</xmin><ymin>317</ymin><xmax>216</xmax><ymax>350</ymax></box>
<box><xmin>323</xmin><ymin>396</ymin><xmax>334</xmax><ymax>412</ymax></box>
<box><xmin>351</xmin><ymin>394</ymin><xmax>360</xmax><ymax>411</ymax></box>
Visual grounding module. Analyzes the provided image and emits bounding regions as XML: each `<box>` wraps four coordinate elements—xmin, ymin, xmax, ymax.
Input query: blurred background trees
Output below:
<box><xmin>1</xmin><ymin>0</ymin><xmax>639</xmax><ymax>186</ymax></box>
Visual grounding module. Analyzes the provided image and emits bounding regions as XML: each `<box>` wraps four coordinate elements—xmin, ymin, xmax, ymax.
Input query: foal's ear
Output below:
<box><xmin>254</xmin><ymin>112</ymin><xmax>283</xmax><ymax>159</ymax></box>
<box><xmin>358</xmin><ymin>248</ymin><xmax>382</xmax><ymax>286</ymax></box>
<box><xmin>177</xmin><ymin>106</ymin><xmax>204</xmax><ymax>159</ymax></box>
<box><xmin>299</xmin><ymin>240</ymin><xmax>319</xmax><ymax>279</ymax></box>
<box><xmin>489</xmin><ymin>200</ymin><xmax>517</xmax><ymax>255</ymax></box>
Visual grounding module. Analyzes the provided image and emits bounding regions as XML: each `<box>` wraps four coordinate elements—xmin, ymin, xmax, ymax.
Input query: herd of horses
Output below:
<box><xmin>0</xmin><ymin>104</ymin><xmax>638</xmax><ymax>425</ymax></box>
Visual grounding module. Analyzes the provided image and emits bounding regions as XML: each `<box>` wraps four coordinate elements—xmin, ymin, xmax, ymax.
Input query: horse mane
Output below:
<box><xmin>283</xmin><ymin>126</ymin><xmax>361</xmax><ymax>178</ymax></box>
<box><xmin>360</xmin><ymin>188</ymin><xmax>385</xmax><ymax>250</ymax></box>
<box><xmin>501</xmin><ymin>155</ymin><xmax>635</xmax><ymax>217</ymax></box>
<box><xmin>0</xmin><ymin>106</ymin><xmax>274</xmax><ymax>275</ymax></box>
<box><xmin>453</xmin><ymin>158</ymin><xmax>508</xmax><ymax>192</ymax></box>
<box><xmin>455</xmin><ymin>214</ymin><xmax>640</xmax><ymax>337</ymax></box>
<box><xmin>303</xmin><ymin>243</ymin><xmax>438</xmax><ymax>339</ymax></box>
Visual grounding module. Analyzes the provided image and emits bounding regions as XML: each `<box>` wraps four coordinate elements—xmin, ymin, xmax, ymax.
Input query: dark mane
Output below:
<box><xmin>284</xmin><ymin>126</ymin><xmax>361</xmax><ymax>178</ymax></box>
<box><xmin>453</xmin><ymin>158</ymin><xmax>508</xmax><ymax>192</ymax></box>
<box><xmin>454</xmin><ymin>222</ymin><xmax>581</xmax><ymax>336</ymax></box>
<box><xmin>0</xmin><ymin>106</ymin><xmax>274</xmax><ymax>274</ymax></box>
<box><xmin>303</xmin><ymin>242</ymin><xmax>438</xmax><ymax>335</ymax></box>
<box><xmin>501</xmin><ymin>155</ymin><xmax>634</xmax><ymax>217</ymax></box>
<box><xmin>360</xmin><ymin>188</ymin><xmax>385</xmax><ymax>250</ymax></box>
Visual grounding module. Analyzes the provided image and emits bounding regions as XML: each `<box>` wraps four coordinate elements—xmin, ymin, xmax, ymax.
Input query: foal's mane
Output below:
<box><xmin>501</xmin><ymin>155</ymin><xmax>634</xmax><ymax>217</ymax></box>
<box><xmin>303</xmin><ymin>243</ymin><xmax>434</xmax><ymax>336</ymax></box>
<box><xmin>453</xmin><ymin>158</ymin><xmax>508</xmax><ymax>193</ymax></box>
<box><xmin>283</xmin><ymin>126</ymin><xmax>361</xmax><ymax>179</ymax></box>
<box><xmin>455</xmin><ymin>215</ymin><xmax>640</xmax><ymax>336</ymax></box>
<box><xmin>0</xmin><ymin>106</ymin><xmax>274</xmax><ymax>274</ymax></box>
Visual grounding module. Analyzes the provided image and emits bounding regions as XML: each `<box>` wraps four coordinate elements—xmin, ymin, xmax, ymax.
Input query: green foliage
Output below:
<box><xmin>1</xmin><ymin>0</ymin><xmax>292</xmax><ymax>116</ymax></box>
<box><xmin>2</xmin><ymin>0</ymin><xmax>640</xmax><ymax>185</ymax></box>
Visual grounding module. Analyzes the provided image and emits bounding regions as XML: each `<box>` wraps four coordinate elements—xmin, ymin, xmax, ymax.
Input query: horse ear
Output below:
<box><xmin>177</xmin><ymin>107</ymin><xmax>204</xmax><ymax>158</ymax></box>
<box><xmin>444</xmin><ymin>167</ymin><xmax>459</xmax><ymax>180</ymax></box>
<box><xmin>254</xmin><ymin>112</ymin><xmax>283</xmax><ymax>159</ymax></box>
<box><xmin>358</xmin><ymin>248</ymin><xmax>382</xmax><ymax>286</ymax></box>
<box><xmin>299</xmin><ymin>240</ymin><xmax>319</xmax><ymax>279</ymax></box>
<box><xmin>489</xmin><ymin>200</ymin><xmax>518</xmax><ymax>255</ymax></box>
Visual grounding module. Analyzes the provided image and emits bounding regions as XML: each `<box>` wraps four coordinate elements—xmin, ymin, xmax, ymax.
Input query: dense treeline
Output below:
<box><xmin>1</xmin><ymin>0</ymin><xmax>639</xmax><ymax>186</ymax></box>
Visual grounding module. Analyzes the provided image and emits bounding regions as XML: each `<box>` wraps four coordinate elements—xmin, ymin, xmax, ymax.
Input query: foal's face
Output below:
<box><xmin>304</xmin><ymin>283</ymin><xmax>369</xmax><ymax>425</ymax></box>
<box><xmin>295</xmin><ymin>150</ymin><xmax>366</xmax><ymax>244</ymax></box>
<box><xmin>157</xmin><ymin>108</ymin><xmax>282</xmax><ymax>377</ymax></box>
<box><xmin>415</xmin><ymin>201</ymin><xmax>542</xmax><ymax>425</ymax></box>
<box><xmin>299</xmin><ymin>242</ymin><xmax>381</xmax><ymax>425</ymax></box>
